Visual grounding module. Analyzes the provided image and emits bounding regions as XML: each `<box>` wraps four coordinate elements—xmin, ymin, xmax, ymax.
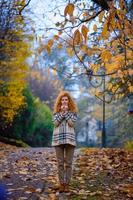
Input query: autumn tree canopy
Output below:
<box><xmin>42</xmin><ymin>0</ymin><xmax>133</xmax><ymax>101</ymax></box>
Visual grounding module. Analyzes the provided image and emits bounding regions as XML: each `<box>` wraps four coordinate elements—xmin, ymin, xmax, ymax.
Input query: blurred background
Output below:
<box><xmin>0</xmin><ymin>0</ymin><xmax>133</xmax><ymax>149</ymax></box>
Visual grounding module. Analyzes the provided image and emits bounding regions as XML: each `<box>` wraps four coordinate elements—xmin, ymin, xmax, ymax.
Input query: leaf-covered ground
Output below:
<box><xmin>0</xmin><ymin>142</ymin><xmax>133</xmax><ymax>200</ymax></box>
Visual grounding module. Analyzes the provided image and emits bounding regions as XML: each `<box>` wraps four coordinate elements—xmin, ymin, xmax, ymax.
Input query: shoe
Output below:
<box><xmin>59</xmin><ymin>183</ymin><xmax>65</xmax><ymax>192</ymax></box>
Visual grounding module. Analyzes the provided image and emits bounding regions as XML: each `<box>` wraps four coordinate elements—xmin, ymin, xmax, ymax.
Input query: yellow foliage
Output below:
<box><xmin>57</xmin><ymin>43</ymin><xmax>63</xmax><ymax>49</ymax></box>
<box><xmin>114</xmin><ymin>55</ymin><xmax>124</xmax><ymax>65</ymax></box>
<box><xmin>127</xmin><ymin>51</ymin><xmax>133</xmax><ymax>60</ymax></box>
<box><xmin>81</xmin><ymin>45</ymin><xmax>88</xmax><ymax>53</ymax></box>
<box><xmin>0</xmin><ymin>3</ymin><xmax>32</xmax><ymax>123</ymax></box>
<box><xmin>105</xmin><ymin>62</ymin><xmax>119</xmax><ymax>72</ymax></box>
<box><xmin>101</xmin><ymin>22</ymin><xmax>108</xmax><ymax>38</ymax></box>
<box><xmin>107</xmin><ymin>83</ymin><xmax>113</xmax><ymax>90</ymax></box>
<box><xmin>90</xmin><ymin>63</ymin><xmax>99</xmax><ymax>74</ymax></box>
<box><xmin>40</xmin><ymin>0</ymin><xmax>133</xmax><ymax>99</ymax></box>
<box><xmin>101</xmin><ymin>50</ymin><xmax>112</xmax><ymax>62</ymax></box>
<box><xmin>66</xmin><ymin>47</ymin><xmax>74</xmax><ymax>57</ymax></box>
<box><xmin>124</xmin><ymin>140</ymin><xmax>133</xmax><ymax>150</ymax></box>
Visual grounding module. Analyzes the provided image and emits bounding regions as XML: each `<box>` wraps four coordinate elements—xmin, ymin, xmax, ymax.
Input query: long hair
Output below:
<box><xmin>53</xmin><ymin>90</ymin><xmax>78</xmax><ymax>113</ymax></box>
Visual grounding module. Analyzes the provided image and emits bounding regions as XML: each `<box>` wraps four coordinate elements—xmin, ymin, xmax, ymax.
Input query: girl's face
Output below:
<box><xmin>61</xmin><ymin>96</ymin><xmax>69</xmax><ymax>106</ymax></box>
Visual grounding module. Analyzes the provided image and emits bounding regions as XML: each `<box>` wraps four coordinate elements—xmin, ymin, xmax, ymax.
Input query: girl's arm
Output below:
<box><xmin>52</xmin><ymin>112</ymin><xmax>64</xmax><ymax>127</ymax></box>
<box><xmin>65</xmin><ymin>112</ymin><xmax>77</xmax><ymax>127</ymax></box>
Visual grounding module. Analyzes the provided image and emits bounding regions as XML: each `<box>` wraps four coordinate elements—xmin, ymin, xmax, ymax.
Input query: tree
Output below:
<box><xmin>0</xmin><ymin>87</ymin><xmax>54</xmax><ymax>147</ymax></box>
<box><xmin>36</xmin><ymin>42</ymin><xmax>81</xmax><ymax>94</ymax></box>
<box><xmin>0</xmin><ymin>0</ymin><xmax>32</xmax><ymax>125</ymax></box>
<box><xmin>43</xmin><ymin>0</ymin><xmax>133</xmax><ymax>101</ymax></box>
<box><xmin>28</xmin><ymin>66</ymin><xmax>63</xmax><ymax>109</ymax></box>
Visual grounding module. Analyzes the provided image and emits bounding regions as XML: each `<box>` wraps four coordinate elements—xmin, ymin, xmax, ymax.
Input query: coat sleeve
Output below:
<box><xmin>52</xmin><ymin>112</ymin><xmax>64</xmax><ymax>127</ymax></box>
<box><xmin>65</xmin><ymin>112</ymin><xmax>77</xmax><ymax>127</ymax></box>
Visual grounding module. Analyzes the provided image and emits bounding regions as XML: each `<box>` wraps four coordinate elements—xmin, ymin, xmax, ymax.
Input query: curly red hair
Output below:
<box><xmin>53</xmin><ymin>90</ymin><xmax>78</xmax><ymax>113</ymax></box>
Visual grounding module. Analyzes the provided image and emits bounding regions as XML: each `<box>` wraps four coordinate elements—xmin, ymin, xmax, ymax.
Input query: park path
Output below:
<box><xmin>0</xmin><ymin>142</ymin><xmax>133</xmax><ymax>200</ymax></box>
<box><xmin>0</xmin><ymin>143</ymin><xmax>81</xmax><ymax>200</ymax></box>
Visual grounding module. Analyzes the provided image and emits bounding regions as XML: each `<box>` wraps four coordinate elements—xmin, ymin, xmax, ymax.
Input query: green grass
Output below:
<box><xmin>124</xmin><ymin>140</ymin><xmax>133</xmax><ymax>150</ymax></box>
<box><xmin>0</xmin><ymin>136</ymin><xmax>30</xmax><ymax>147</ymax></box>
<box><xmin>71</xmin><ymin>197</ymin><xmax>82</xmax><ymax>200</ymax></box>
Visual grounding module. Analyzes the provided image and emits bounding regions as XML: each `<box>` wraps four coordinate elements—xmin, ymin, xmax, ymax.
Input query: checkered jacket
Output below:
<box><xmin>51</xmin><ymin>111</ymin><xmax>78</xmax><ymax>147</ymax></box>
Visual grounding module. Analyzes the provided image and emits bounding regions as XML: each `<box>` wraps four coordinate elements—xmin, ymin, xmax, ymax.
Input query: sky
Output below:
<box><xmin>29</xmin><ymin>0</ymin><xmax>67</xmax><ymax>37</ymax></box>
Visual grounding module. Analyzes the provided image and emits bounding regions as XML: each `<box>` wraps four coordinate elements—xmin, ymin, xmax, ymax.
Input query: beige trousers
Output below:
<box><xmin>55</xmin><ymin>144</ymin><xmax>75</xmax><ymax>185</ymax></box>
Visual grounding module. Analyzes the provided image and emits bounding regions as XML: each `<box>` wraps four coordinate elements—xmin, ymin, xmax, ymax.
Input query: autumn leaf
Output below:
<box><xmin>83</xmin><ymin>12</ymin><xmax>89</xmax><ymax>17</ymax></box>
<box><xmin>93</xmin><ymin>24</ymin><xmax>97</xmax><ymax>32</ymax></box>
<box><xmin>73</xmin><ymin>29</ymin><xmax>82</xmax><ymax>45</ymax></box>
<box><xmin>101</xmin><ymin>50</ymin><xmax>112</xmax><ymax>62</ymax></box>
<box><xmin>118</xmin><ymin>184</ymin><xmax>133</xmax><ymax>196</ymax></box>
<box><xmin>56</xmin><ymin>43</ymin><xmax>63</xmax><ymax>49</ymax></box>
<box><xmin>81</xmin><ymin>45</ymin><xmax>88</xmax><ymax>53</ymax></box>
<box><xmin>47</xmin><ymin>39</ymin><xmax>54</xmax><ymax>47</ymax></box>
<box><xmin>25</xmin><ymin>186</ymin><xmax>36</xmax><ymax>193</ymax></box>
<box><xmin>53</xmin><ymin>35</ymin><xmax>59</xmax><ymax>40</ymax></box>
<box><xmin>66</xmin><ymin>47</ymin><xmax>74</xmax><ymax>57</ymax></box>
<box><xmin>81</xmin><ymin>25</ymin><xmax>89</xmax><ymax>43</ymax></box>
<box><xmin>44</xmin><ymin>45</ymin><xmax>51</xmax><ymax>54</ymax></box>
<box><xmin>101</xmin><ymin>22</ymin><xmax>108</xmax><ymax>38</ymax></box>
<box><xmin>98</xmin><ymin>11</ymin><xmax>105</xmax><ymax>22</ymax></box>
<box><xmin>64</xmin><ymin>3</ymin><xmax>74</xmax><ymax>16</ymax></box>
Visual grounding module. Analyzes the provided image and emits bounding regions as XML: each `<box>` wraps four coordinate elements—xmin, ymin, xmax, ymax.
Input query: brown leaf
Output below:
<box><xmin>73</xmin><ymin>30</ymin><xmax>82</xmax><ymax>45</ymax></box>
<box><xmin>64</xmin><ymin>3</ymin><xmax>74</xmax><ymax>16</ymax></box>
<box><xmin>25</xmin><ymin>186</ymin><xmax>36</xmax><ymax>193</ymax></box>
<box><xmin>119</xmin><ymin>184</ymin><xmax>133</xmax><ymax>194</ymax></box>
<box><xmin>81</xmin><ymin>25</ymin><xmax>89</xmax><ymax>43</ymax></box>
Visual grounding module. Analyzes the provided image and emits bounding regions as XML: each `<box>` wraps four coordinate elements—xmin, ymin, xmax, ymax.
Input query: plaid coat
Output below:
<box><xmin>51</xmin><ymin>111</ymin><xmax>77</xmax><ymax>147</ymax></box>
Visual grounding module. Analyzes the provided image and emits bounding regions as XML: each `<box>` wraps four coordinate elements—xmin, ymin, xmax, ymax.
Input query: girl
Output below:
<box><xmin>52</xmin><ymin>90</ymin><xmax>78</xmax><ymax>192</ymax></box>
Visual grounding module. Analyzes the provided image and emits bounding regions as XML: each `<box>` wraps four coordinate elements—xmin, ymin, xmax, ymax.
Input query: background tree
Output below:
<box><xmin>0</xmin><ymin>87</ymin><xmax>54</xmax><ymax>147</ymax></box>
<box><xmin>0</xmin><ymin>0</ymin><xmax>32</xmax><ymax>125</ymax></box>
<box><xmin>28</xmin><ymin>65</ymin><xmax>63</xmax><ymax>109</ymax></box>
<box><xmin>36</xmin><ymin>43</ymin><xmax>80</xmax><ymax>95</ymax></box>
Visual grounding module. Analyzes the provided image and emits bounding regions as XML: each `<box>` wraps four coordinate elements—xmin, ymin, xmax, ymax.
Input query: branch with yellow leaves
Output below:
<box><xmin>18</xmin><ymin>0</ymin><xmax>32</xmax><ymax>15</ymax></box>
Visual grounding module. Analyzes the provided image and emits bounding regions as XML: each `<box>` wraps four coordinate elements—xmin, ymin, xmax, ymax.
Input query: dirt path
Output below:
<box><xmin>0</xmin><ymin>142</ymin><xmax>133</xmax><ymax>200</ymax></box>
<box><xmin>0</xmin><ymin>143</ymin><xmax>81</xmax><ymax>200</ymax></box>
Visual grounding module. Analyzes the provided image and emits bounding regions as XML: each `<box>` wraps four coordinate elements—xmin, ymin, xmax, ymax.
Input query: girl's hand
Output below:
<box><xmin>61</xmin><ymin>105</ymin><xmax>68</xmax><ymax>115</ymax></box>
<box><xmin>61</xmin><ymin>111</ymin><xmax>68</xmax><ymax>116</ymax></box>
